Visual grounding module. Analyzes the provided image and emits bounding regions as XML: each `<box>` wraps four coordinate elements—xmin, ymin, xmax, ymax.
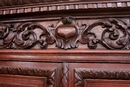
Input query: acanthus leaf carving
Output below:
<box><xmin>74</xmin><ymin>68</ymin><xmax>130</xmax><ymax>87</ymax></box>
<box><xmin>81</xmin><ymin>18</ymin><xmax>130</xmax><ymax>49</ymax></box>
<box><xmin>0</xmin><ymin>22</ymin><xmax>55</xmax><ymax>49</ymax></box>
<box><xmin>0</xmin><ymin>17</ymin><xmax>130</xmax><ymax>50</ymax></box>
<box><xmin>0</xmin><ymin>67</ymin><xmax>56</xmax><ymax>87</ymax></box>
<box><xmin>48</xmin><ymin>16</ymin><xmax>85</xmax><ymax>49</ymax></box>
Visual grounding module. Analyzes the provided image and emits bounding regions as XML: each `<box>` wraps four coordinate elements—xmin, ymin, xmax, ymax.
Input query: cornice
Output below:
<box><xmin>0</xmin><ymin>0</ymin><xmax>130</xmax><ymax>15</ymax></box>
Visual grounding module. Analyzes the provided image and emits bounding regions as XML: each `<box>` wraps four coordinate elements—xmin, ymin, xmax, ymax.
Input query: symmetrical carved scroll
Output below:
<box><xmin>0</xmin><ymin>17</ymin><xmax>130</xmax><ymax>50</ymax></box>
<box><xmin>74</xmin><ymin>68</ymin><xmax>130</xmax><ymax>87</ymax></box>
<box><xmin>0</xmin><ymin>16</ymin><xmax>86</xmax><ymax>49</ymax></box>
<box><xmin>62</xmin><ymin>63</ymin><xmax>69</xmax><ymax>87</ymax></box>
<box><xmin>49</xmin><ymin>17</ymin><xmax>85</xmax><ymax>49</ymax></box>
<box><xmin>81</xmin><ymin>18</ymin><xmax>130</xmax><ymax>49</ymax></box>
<box><xmin>0</xmin><ymin>67</ymin><xmax>56</xmax><ymax>87</ymax></box>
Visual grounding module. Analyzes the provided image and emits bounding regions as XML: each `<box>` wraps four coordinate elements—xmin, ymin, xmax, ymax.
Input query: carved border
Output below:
<box><xmin>62</xmin><ymin>63</ymin><xmax>69</xmax><ymax>87</ymax></box>
<box><xmin>74</xmin><ymin>68</ymin><xmax>130</xmax><ymax>87</ymax></box>
<box><xmin>0</xmin><ymin>1</ymin><xmax>130</xmax><ymax>15</ymax></box>
<box><xmin>0</xmin><ymin>67</ymin><xmax>56</xmax><ymax>87</ymax></box>
<box><xmin>0</xmin><ymin>17</ymin><xmax>130</xmax><ymax>50</ymax></box>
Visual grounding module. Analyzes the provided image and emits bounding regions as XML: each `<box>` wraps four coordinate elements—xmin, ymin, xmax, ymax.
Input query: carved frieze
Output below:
<box><xmin>74</xmin><ymin>68</ymin><xmax>130</xmax><ymax>87</ymax></box>
<box><xmin>0</xmin><ymin>17</ymin><xmax>130</xmax><ymax>50</ymax></box>
<box><xmin>0</xmin><ymin>67</ymin><xmax>56</xmax><ymax>87</ymax></box>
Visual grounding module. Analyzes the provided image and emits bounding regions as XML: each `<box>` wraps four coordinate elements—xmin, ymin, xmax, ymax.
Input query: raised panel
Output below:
<box><xmin>68</xmin><ymin>63</ymin><xmax>130</xmax><ymax>87</ymax></box>
<box><xmin>84</xmin><ymin>79</ymin><xmax>130</xmax><ymax>87</ymax></box>
<box><xmin>0</xmin><ymin>62</ymin><xmax>61</xmax><ymax>87</ymax></box>
<box><xmin>0</xmin><ymin>74</ymin><xmax>46</xmax><ymax>87</ymax></box>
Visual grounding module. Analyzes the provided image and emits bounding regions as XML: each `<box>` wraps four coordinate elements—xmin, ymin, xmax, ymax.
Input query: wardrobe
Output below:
<box><xmin>0</xmin><ymin>0</ymin><xmax>130</xmax><ymax>87</ymax></box>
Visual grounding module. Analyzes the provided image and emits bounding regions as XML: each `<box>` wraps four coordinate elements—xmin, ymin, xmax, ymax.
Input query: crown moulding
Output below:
<box><xmin>0</xmin><ymin>0</ymin><xmax>129</xmax><ymax>7</ymax></box>
<box><xmin>0</xmin><ymin>0</ymin><xmax>130</xmax><ymax>15</ymax></box>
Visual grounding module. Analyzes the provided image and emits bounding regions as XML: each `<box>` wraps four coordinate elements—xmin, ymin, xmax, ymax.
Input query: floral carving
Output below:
<box><xmin>0</xmin><ymin>17</ymin><xmax>130</xmax><ymax>50</ymax></box>
<box><xmin>15</xmin><ymin>22</ymin><xmax>55</xmax><ymax>49</ymax></box>
<box><xmin>49</xmin><ymin>16</ymin><xmax>85</xmax><ymax>49</ymax></box>
<box><xmin>81</xmin><ymin>18</ymin><xmax>130</xmax><ymax>49</ymax></box>
<box><xmin>0</xmin><ymin>67</ymin><xmax>56</xmax><ymax>87</ymax></box>
<box><xmin>74</xmin><ymin>68</ymin><xmax>130</xmax><ymax>87</ymax></box>
<box><xmin>0</xmin><ymin>22</ymin><xmax>54</xmax><ymax>49</ymax></box>
<box><xmin>0</xmin><ymin>23</ymin><xmax>16</xmax><ymax>49</ymax></box>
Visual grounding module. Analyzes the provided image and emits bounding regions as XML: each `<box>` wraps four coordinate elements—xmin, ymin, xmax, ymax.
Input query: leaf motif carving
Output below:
<box><xmin>0</xmin><ymin>17</ymin><xmax>130</xmax><ymax>50</ymax></box>
<box><xmin>74</xmin><ymin>69</ymin><xmax>130</xmax><ymax>87</ymax></box>
<box><xmin>0</xmin><ymin>67</ymin><xmax>56</xmax><ymax>87</ymax></box>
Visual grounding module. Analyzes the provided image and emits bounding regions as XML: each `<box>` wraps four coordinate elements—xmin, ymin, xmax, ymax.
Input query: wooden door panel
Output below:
<box><xmin>0</xmin><ymin>62</ymin><xmax>61</xmax><ymax>87</ymax></box>
<box><xmin>0</xmin><ymin>75</ymin><xmax>46</xmax><ymax>87</ymax></box>
<box><xmin>85</xmin><ymin>79</ymin><xmax>130</xmax><ymax>87</ymax></box>
<box><xmin>69</xmin><ymin>63</ymin><xmax>130</xmax><ymax>87</ymax></box>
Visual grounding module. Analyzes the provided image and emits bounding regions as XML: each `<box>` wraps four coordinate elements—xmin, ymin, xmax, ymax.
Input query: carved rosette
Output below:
<box><xmin>0</xmin><ymin>67</ymin><xmax>56</xmax><ymax>87</ymax></box>
<box><xmin>0</xmin><ymin>17</ymin><xmax>130</xmax><ymax>50</ymax></box>
<box><xmin>74</xmin><ymin>68</ymin><xmax>130</xmax><ymax>87</ymax></box>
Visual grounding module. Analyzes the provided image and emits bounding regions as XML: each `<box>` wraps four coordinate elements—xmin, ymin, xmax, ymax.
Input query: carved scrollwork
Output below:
<box><xmin>74</xmin><ymin>68</ymin><xmax>130</xmax><ymax>87</ymax></box>
<box><xmin>0</xmin><ymin>22</ymin><xmax>54</xmax><ymax>49</ymax></box>
<box><xmin>0</xmin><ymin>67</ymin><xmax>56</xmax><ymax>87</ymax></box>
<box><xmin>15</xmin><ymin>22</ymin><xmax>55</xmax><ymax>49</ymax></box>
<box><xmin>0</xmin><ymin>23</ymin><xmax>16</xmax><ymax>49</ymax></box>
<box><xmin>81</xmin><ymin>18</ymin><xmax>130</xmax><ymax>49</ymax></box>
<box><xmin>49</xmin><ymin>16</ymin><xmax>86</xmax><ymax>49</ymax></box>
<box><xmin>0</xmin><ymin>17</ymin><xmax>130</xmax><ymax>50</ymax></box>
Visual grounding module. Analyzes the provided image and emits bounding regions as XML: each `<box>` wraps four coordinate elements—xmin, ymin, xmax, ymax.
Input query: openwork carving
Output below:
<box><xmin>0</xmin><ymin>17</ymin><xmax>130</xmax><ymax>50</ymax></box>
<box><xmin>81</xmin><ymin>18</ymin><xmax>130</xmax><ymax>49</ymax></box>
<box><xmin>62</xmin><ymin>63</ymin><xmax>69</xmax><ymax>87</ymax></box>
<box><xmin>74</xmin><ymin>68</ymin><xmax>130</xmax><ymax>87</ymax></box>
<box><xmin>0</xmin><ymin>67</ymin><xmax>56</xmax><ymax>87</ymax></box>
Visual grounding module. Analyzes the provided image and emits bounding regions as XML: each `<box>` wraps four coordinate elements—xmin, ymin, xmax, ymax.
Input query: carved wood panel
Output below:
<box><xmin>0</xmin><ymin>62</ymin><xmax>61</xmax><ymax>87</ymax></box>
<box><xmin>74</xmin><ymin>69</ymin><xmax>130</xmax><ymax>87</ymax></box>
<box><xmin>0</xmin><ymin>17</ymin><xmax>130</xmax><ymax>50</ymax></box>
<box><xmin>0</xmin><ymin>74</ymin><xmax>46</xmax><ymax>87</ymax></box>
<box><xmin>0</xmin><ymin>1</ymin><xmax>129</xmax><ymax>87</ymax></box>
<box><xmin>68</xmin><ymin>63</ymin><xmax>130</xmax><ymax>87</ymax></box>
<box><xmin>84</xmin><ymin>79</ymin><xmax>130</xmax><ymax>87</ymax></box>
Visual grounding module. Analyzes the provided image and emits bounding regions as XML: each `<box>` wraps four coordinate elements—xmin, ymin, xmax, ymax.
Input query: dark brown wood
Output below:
<box><xmin>0</xmin><ymin>0</ymin><xmax>130</xmax><ymax>87</ymax></box>
<box><xmin>0</xmin><ymin>74</ymin><xmax>46</xmax><ymax>87</ymax></box>
<box><xmin>0</xmin><ymin>62</ymin><xmax>61</xmax><ymax>87</ymax></box>
<box><xmin>84</xmin><ymin>80</ymin><xmax>130</xmax><ymax>87</ymax></box>
<box><xmin>69</xmin><ymin>63</ymin><xmax>130</xmax><ymax>87</ymax></box>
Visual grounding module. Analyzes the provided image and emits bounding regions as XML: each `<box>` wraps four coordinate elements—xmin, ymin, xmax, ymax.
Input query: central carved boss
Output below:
<box><xmin>49</xmin><ymin>17</ymin><xmax>83</xmax><ymax>49</ymax></box>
